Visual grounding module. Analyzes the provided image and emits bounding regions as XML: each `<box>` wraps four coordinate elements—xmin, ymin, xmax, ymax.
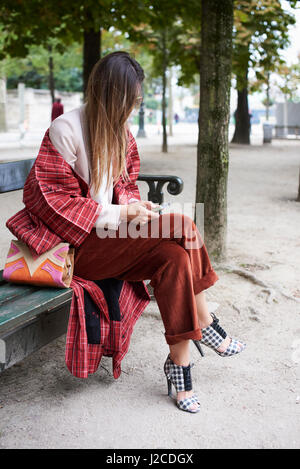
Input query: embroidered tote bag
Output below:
<box><xmin>3</xmin><ymin>239</ymin><xmax>74</xmax><ymax>288</ymax></box>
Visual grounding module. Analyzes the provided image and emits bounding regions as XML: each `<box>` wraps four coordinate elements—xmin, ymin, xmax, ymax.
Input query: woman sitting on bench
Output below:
<box><xmin>7</xmin><ymin>51</ymin><xmax>246</xmax><ymax>414</ymax></box>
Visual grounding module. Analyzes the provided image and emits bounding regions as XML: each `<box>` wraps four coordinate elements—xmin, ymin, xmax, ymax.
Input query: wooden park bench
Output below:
<box><xmin>0</xmin><ymin>158</ymin><xmax>184</xmax><ymax>372</ymax></box>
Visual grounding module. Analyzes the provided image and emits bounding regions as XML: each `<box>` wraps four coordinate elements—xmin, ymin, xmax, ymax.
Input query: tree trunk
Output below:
<box><xmin>266</xmin><ymin>71</ymin><xmax>270</xmax><ymax>121</ymax></box>
<box><xmin>137</xmin><ymin>83</ymin><xmax>146</xmax><ymax>137</ymax></box>
<box><xmin>168</xmin><ymin>67</ymin><xmax>173</xmax><ymax>137</ymax></box>
<box><xmin>0</xmin><ymin>77</ymin><xmax>7</xmax><ymax>132</ymax></box>
<box><xmin>231</xmin><ymin>70</ymin><xmax>251</xmax><ymax>144</ymax></box>
<box><xmin>48</xmin><ymin>45</ymin><xmax>55</xmax><ymax>104</ymax></box>
<box><xmin>83</xmin><ymin>28</ymin><xmax>101</xmax><ymax>97</ymax></box>
<box><xmin>196</xmin><ymin>0</ymin><xmax>233</xmax><ymax>261</ymax></box>
<box><xmin>161</xmin><ymin>31</ymin><xmax>168</xmax><ymax>153</ymax></box>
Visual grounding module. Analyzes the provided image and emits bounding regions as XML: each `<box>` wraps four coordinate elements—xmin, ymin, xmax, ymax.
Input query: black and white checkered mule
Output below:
<box><xmin>193</xmin><ymin>313</ymin><xmax>246</xmax><ymax>357</ymax></box>
<box><xmin>164</xmin><ymin>355</ymin><xmax>200</xmax><ymax>413</ymax></box>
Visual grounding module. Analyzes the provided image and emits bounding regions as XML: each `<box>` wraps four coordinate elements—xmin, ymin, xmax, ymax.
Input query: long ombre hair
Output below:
<box><xmin>84</xmin><ymin>51</ymin><xmax>144</xmax><ymax>193</ymax></box>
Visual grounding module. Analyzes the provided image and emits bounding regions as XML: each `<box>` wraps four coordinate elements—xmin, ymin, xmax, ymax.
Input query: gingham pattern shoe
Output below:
<box><xmin>193</xmin><ymin>313</ymin><xmax>246</xmax><ymax>357</ymax></box>
<box><xmin>164</xmin><ymin>355</ymin><xmax>200</xmax><ymax>413</ymax></box>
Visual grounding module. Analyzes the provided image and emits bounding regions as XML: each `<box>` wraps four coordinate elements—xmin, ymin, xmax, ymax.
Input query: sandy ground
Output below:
<box><xmin>0</xmin><ymin>124</ymin><xmax>299</xmax><ymax>449</ymax></box>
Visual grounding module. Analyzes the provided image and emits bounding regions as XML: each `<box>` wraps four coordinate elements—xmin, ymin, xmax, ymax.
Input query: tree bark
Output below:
<box><xmin>137</xmin><ymin>83</ymin><xmax>146</xmax><ymax>137</ymax></box>
<box><xmin>168</xmin><ymin>67</ymin><xmax>173</xmax><ymax>137</ymax></box>
<box><xmin>196</xmin><ymin>0</ymin><xmax>233</xmax><ymax>261</ymax></box>
<box><xmin>231</xmin><ymin>70</ymin><xmax>251</xmax><ymax>144</ymax></box>
<box><xmin>161</xmin><ymin>30</ymin><xmax>168</xmax><ymax>153</ymax></box>
<box><xmin>0</xmin><ymin>77</ymin><xmax>7</xmax><ymax>132</ymax></box>
<box><xmin>48</xmin><ymin>45</ymin><xmax>55</xmax><ymax>104</ymax></box>
<box><xmin>83</xmin><ymin>28</ymin><xmax>101</xmax><ymax>97</ymax></box>
<box><xmin>266</xmin><ymin>71</ymin><xmax>270</xmax><ymax>121</ymax></box>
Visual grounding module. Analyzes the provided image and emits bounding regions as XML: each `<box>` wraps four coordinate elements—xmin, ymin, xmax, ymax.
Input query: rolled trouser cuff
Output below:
<box><xmin>193</xmin><ymin>269</ymin><xmax>219</xmax><ymax>295</ymax></box>
<box><xmin>165</xmin><ymin>327</ymin><xmax>202</xmax><ymax>345</ymax></box>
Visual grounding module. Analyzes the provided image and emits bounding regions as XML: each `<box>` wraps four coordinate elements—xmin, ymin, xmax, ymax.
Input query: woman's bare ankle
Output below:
<box><xmin>169</xmin><ymin>354</ymin><xmax>189</xmax><ymax>367</ymax></box>
<box><xmin>198</xmin><ymin>317</ymin><xmax>213</xmax><ymax>329</ymax></box>
<box><xmin>169</xmin><ymin>340</ymin><xmax>190</xmax><ymax>367</ymax></box>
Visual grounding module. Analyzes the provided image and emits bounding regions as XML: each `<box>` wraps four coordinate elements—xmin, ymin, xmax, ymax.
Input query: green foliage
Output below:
<box><xmin>114</xmin><ymin>0</ymin><xmax>197</xmax><ymax>84</ymax></box>
<box><xmin>0</xmin><ymin>24</ymin><xmax>163</xmax><ymax>95</ymax></box>
<box><xmin>0</xmin><ymin>1</ymin><xmax>173</xmax><ymax>95</ymax></box>
<box><xmin>0</xmin><ymin>0</ymin><xmax>298</xmax><ymax>99</ymax></box>
<box><xmin>274</xmin><ymin>61</ymin><xmax>300</xmax><ymax>101</ymax></box>
<box><xmin>0</xmin><ymin>0</ymin><xmax>117</xmax><ymax>59</ymax></box>
<box><xmin>232</xmin><ymin>0</ymin><xmax>297</xmax><ymax>90</ymax></box>
<box><xmin>262</xmin><ymin>96</ymin><xmax>275</xmax><ymax>107</ymax></box>
<box><xmin>144</xmin><ymin>97</ymin><xmax>160</xmax><ymax>110</ymax></box>
<box><xmin>1</xmin><ymin>38</ymin><xmax>83</xmax><ymax>91</ymax></box>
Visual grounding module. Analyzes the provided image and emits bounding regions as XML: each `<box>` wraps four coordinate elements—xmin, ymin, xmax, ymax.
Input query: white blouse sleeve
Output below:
<box><xmin>94</xmin><ymin>204</ymin><xmax>122</xmax><ymax>230</ymax></box>
<box><xmin>49</xmin><ymin>117</ymin><xmax>78</xmax><ymax>169</ymax></box>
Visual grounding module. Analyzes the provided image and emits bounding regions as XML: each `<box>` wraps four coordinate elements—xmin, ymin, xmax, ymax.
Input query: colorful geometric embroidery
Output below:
<box><xmin>3</xmin><ymin>240</ymin><xmax>74</xmax><ymax>288</ymax></box>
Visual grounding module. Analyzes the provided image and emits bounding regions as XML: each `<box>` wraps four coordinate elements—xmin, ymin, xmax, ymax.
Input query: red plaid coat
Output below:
<box><xmin>6</xmin><ymin>129</ymin><xmax>150</xmax><ymax>379</ymax></box>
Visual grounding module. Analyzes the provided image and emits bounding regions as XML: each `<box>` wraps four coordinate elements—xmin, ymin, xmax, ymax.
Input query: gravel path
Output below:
<box><xmin>0</xmin><ymin>124</ymin><xmax>299</xmax><ymax>449</ymax></box>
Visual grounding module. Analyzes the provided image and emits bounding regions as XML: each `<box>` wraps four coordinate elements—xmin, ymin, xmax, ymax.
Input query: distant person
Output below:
<box><xmin>51</xmin><ymin>98</ymin><xmax>64</xmax><ymax>121</ymax></box>
<box><xmin>174</xmin><ymin>113</ymin><xmax>179</xmax><ymax>124</ymax></box>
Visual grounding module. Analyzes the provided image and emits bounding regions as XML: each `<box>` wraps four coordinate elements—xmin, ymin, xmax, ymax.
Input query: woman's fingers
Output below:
<box><xmin>130</xmin><ymin>206</ymin><xmax>159</xmax><ymax>225</ymax></box>
<box><xmin>125</xmin><ymin>202</ymin><xmax>160</xmax><ymax>225</ymax></box>
<box><xmin>144</xmin><ymin>207</ymin><xmax>160</xmax><ymax>220</ymax></box>
<box><xmin>140</xmin><ymin>200</ymin><xmax>160</xmax><ymax>211</ymax></box>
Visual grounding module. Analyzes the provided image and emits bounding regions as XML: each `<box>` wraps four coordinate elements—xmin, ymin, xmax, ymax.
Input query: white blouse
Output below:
<box><xmin>49</xmin><ymin>104</ymin><xmax>138</xmax><ymax>230</ymax></box>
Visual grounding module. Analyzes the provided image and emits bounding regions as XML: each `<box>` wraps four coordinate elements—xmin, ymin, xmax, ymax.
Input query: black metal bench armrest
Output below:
<box><xmin>137</xmin><ymin>174</ymin><xmax>184</xmax><ymax>205</ymax></box>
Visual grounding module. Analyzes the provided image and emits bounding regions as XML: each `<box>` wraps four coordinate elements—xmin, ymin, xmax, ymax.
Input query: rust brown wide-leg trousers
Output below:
<box><xmin>74</xmin><ymin>212</ymin><xmax>219</xmax><ymax>345</ymax></box>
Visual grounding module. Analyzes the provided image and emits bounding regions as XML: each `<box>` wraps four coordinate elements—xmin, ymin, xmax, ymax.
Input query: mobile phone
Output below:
<box><xmin>151</xmin><ymin>202</ymin><xmax>171</xmax><ymax>212</ymax></box>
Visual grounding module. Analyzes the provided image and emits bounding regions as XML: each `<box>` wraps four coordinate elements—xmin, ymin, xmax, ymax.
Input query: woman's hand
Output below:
<box><xmin>120</xmin><ymin>201</ymin><xmax>160</xmax><ymax>225</ymax></box>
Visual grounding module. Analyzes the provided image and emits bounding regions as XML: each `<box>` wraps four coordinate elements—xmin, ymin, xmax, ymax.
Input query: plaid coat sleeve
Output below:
<box><xmin>21</xmin><ymin>130</ymin><xmax>101</xmax><ymax>248</ymax></box>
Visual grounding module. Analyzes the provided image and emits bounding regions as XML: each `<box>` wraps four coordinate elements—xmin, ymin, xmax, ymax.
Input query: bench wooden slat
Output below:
<box><xmin>0</xmin><ymin>283</ymin><xmax>37</xmax><ymax>305</ymax></box>
<box><xmin>0</xmin><ymin>286</ymin><xmax>72</xmax><ymax>335</ymax></box>
<box><xmin>0</xmin><ymin>301</ymin><xmax>70</xmax><ymax>371</ymax></box>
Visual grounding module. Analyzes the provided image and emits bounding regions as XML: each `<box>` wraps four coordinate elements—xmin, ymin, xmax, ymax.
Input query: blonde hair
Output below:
<box><xmin>84</xmin><ymin>51</ymin><xmax>144</xmax><ymax>193</ymax></box>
